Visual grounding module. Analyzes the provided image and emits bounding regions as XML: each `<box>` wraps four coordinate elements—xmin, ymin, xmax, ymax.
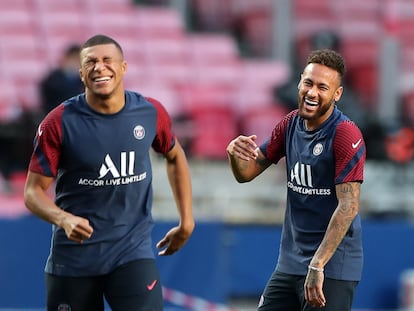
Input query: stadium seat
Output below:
<box><xmin>0</xmin><ymin>80</ymin><xmax>20</xmax><ymax>121</ymax></box>
<box><xmin>189</xmin><ymin>105</ymin><xmax>238</xmax><ymax>160</ymax></box>
<box><xmin>133</xmin><ymin>82</ymin><xmax>184</xmax><ymax>118</ymax></box>
<box><xmin>187</xmin><ymin>33</ymin><xmax>240</xmax><ymax>65</ymax></box>
<box><xmin>175</xmin><ymin>83</ymin><xmax>237</xmax><ymax>115</ymax></box>
<box><xmin>191</xmin><ymin>59</ymin><xmax>241</xmax><ymax>88</ymax></box>
<box><xmin>0</xmin><ymin>0</ymin><xmax>32</xmax><ymax>10</ymax></box>
<box><xmin>0</xmin><ymin>34</ymin><xmax>43</xmax><ymax>61</ymax></box>
<box><xmin>33</xmin><ymin>0</ymin><xmax>83</xmax><ymax>12</ymax></box>
<box><xmin>0</xmin><ymin>9</ymin><xmax>36</xmax><ymax>36</ymax></box>
<box><xmin>0</xmin><ymin>194</ymin><xmax>29</xmax><ymax>218</ymax></box>
<box><xmin>144</xmin><ymin>37</ymin><xmax>190</xmax><ymax>66</ymax></box>
<box><xmin>145</xmin><ymin>63</ymin><xmax>194</xmax><ymax>87</ymax></box>
<box><xmin>191</xmin><ymin>0</ymin><xmax>233</xmax><ymax>31</ymax></box>
<box><xmin>331</xmin><ymin>0</ymin><xmax>381</xmax><ymax>18</ymax></box>
<box><xmin>239</xmin><ymin>104</ymin><xmax>288</xmax><ymax>145</ymax></box>
<box><xmin>89</xmin><ymin>12</ymin><xmax>138</xmax><ymax>40</ymax></box>
<box><xmin>82</xmin><ymin>0</ymin><xmax>133</xmax><ymax>13</ymax></box>
<box><xmin>133</xmin><ymin>6</ymin><xmax>186</xmax><ymax>39</ymax></box>
<box><xmin>231</xmin><ymin>59</ymin><xmax>290</xmax><ymax>116</ymax></box>
<box><xmin>239</xmin><ymin>59</ymin><xmax>291</xmax><ymax>93</ymax></box>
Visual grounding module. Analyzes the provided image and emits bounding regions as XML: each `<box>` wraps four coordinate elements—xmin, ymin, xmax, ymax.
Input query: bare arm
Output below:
<box><xmin>24</xmin><ymin>171</ymin><xmax>93</xmax><ymax>243</ymax></box>
<box><xmin>156</xmin><ymin>139</ymin><xmax>194</xmax><ymax>255</ymax></box>
<box><xmin>226</xmin><ymin>135</ymin><xmax>271</xmax><ymax>182</ymax></box>
<box><xmin>304</xmin><ymin>181</ymin><xmax>361</xmax><ymax>307</ymax></box>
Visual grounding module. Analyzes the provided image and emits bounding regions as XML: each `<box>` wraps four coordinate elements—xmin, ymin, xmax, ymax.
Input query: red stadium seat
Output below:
<box><xmin>239</xmin><ymin>104</ymin><xmax>288</xmax><ymax>145</ymax></box>
<box><xmin>175</xmin><ymin>83</ymin><xmax>237</xmax><ymax>115</ymax></box>
<box><xmin>189</xmin><ymin>105</ymin><xmax>238</xmax><ymax>160</ymax></box>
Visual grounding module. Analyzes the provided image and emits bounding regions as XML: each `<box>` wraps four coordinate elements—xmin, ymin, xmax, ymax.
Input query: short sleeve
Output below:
<box><xmin>28</xmin><ymin>105</ymin><xmax>64</xmax><ymax>177</ymax></box>
<box><xmin>145</xmin><ymin>97</ymin><xmax>175</xmax><ymax>154</ymax></box>
<box><xmin>333</xmin><ymin>120</ymin><xmax>366</xmax><ymax>184</ymax></box>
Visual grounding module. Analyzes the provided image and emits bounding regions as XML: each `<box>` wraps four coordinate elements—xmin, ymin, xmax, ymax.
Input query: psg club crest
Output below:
<box><xmin>313</xmin><ymin>143</ymin><xmax>323</xmax><ymax>156</ymax></box>
<box><xmin>57</xmin><ymin>304</ymin><xmax>71</xmax><ymax>311</ymax></box>
<box><xmin>133</xmin><ymin>125</ymin><xmax>145</xmax><ymax>140</ymax></box>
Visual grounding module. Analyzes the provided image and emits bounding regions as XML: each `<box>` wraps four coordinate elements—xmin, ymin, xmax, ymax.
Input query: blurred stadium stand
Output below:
<box><xmin>1</xmin><ymin>0</ymin><xmax>414</xmax><ymax>309</ymax></box>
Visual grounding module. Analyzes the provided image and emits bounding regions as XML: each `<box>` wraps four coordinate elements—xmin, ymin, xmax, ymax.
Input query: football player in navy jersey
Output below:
<box><xmin>24</xmin><ymin>34</ymin><xmax>194</xmax><ymax>311</ymax></box>
<box><xmin>227</xmin><ymin>49</ymin><xmax>366</xmax><ymax>311</ymax></box>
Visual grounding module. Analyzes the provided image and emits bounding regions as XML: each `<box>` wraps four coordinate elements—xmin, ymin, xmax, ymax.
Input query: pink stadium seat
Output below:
<box><xmin>122</xmin><ymin>62</ymin><xmax>148</xmax><ymax>90</ymax></box>
<box><xmin>145</xmin><ymin>63</ymin><xmax>194</xmax><ymax>87</ymax></box>
<box><xmin>234</xmin><ymin>85</ymin><xmax>278</xmax><ymax>118</ymax></box>
<box><xmin>0</xmin><ymin>35</ymin><xmax>43</xmax><ymax>60</ymax></box>
<box><xmin>175</xmin><ymin>83</ymin><xmax>236</xmax><ymax>114</ymax></box>
<box><xmin>187</xmin><ymin>33</ymin><xmax>240</xmax><ymax>65</ymax></box>
<box><xmin>135</xmin><ymin>82</ymin><xmax>183</xmax><ymax>118</ymax></box>
<box><xmin>144</xmin><ymin>37</ymin><xmax>190</xmax><ymax>66</ymax></box>
<box><xmin>42</xmin><ymin>36</ymin><xmax>84</xmax><ymax>65</ymax></box>
<box><xmin>7</xmin><ymin>171</ymin><xmax>27</xmax><ymax>195</ymax></box>
<box><xmin>33</xmin><ymin>0</ymin><xmax>83</xmax><ymax>12</ymax></box>
<box><xmin>133</xmin><ymin>6</ymin><xmax>186</xmax><ymax>39</ymax></box>
<box><xmin>0</xmin><ymin>9</ymin><xmax>36</xmax><ymax>36</ymax></box>
<box><xmin>229</xmin><ymin>59</ymin><xmax>290</xmax><ymax>117</ymax></box>
<box><xmin>0</xmin><ymin>194</ymin><xmax>29</xmax><ymax>218</ymax></box>
<box><xmin>239</xmin><ymin>59</ymin><xmax>291</xmax><ymax>93</ymax></box>
<box><xmin>239</xmin><ymin>104</ymin><xmax>288</xmax><ymax>145</ymax></box>
<box><xmin>82</xmin><ymin>0</ymin><xmax>133</xmax><ymax>14</ymax></box>
<box><xmin>189</xmin><ymin>105</ymin><xmax>238</xmax><ymax>160</ymax></box>
<box><xmin>0</xmin><ymin>80</ymin><xmax>20</xmax><ymax>121</ymax></box>
<box><xmin>337</xmin><ymin>17</ymin><xmax>382</xmax><ymax>40</ymax></box>
<box><xmin>331</xmin><ymin>0</ymin><xmax>381</xmax><ymax>18</ymax></box>
<box><xmin>89</xmin><ymin>12</ymin><xmax>138</xmax><ymax>40</ymax></box>
<box><xmin>37</xmin><ymin>11</ymin><xmax>87</xmax><ymax>39</ymax></box>
<box><xmin>6</xmin><ymin>58</ymin><xmax>48</xmax><ymax>87</ymax></box>
<box><xmin>0</xmin><ymin>0</ymin><xmax>31</xmax><ymax>10</ymax></box>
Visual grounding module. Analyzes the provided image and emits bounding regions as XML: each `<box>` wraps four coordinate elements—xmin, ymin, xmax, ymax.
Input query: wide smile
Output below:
<box><xmin>304</xmin><ymin>98</ymin><xmax>319</xmax><ymax>107</ymax></box>
<box><xmin>92</xmin><ymin>76</ymin><xmax>112</xmax><ymax>85</ymax></box>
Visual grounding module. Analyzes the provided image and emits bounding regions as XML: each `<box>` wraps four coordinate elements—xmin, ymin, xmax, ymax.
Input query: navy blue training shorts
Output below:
<box><xmin>257</xmin><ymin>271</ymin><xmax>358</xmax><ymax>311</ymax></box>
<box><xmin>45</xmin><ymin>258</ymin><xmax>163</xmax><ymax>311</ymax></box>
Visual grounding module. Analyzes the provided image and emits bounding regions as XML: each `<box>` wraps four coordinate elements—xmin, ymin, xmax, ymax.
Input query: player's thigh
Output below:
<box><xmin>258</xmin><ymin>271</ymin><xmax>302</xmax><ymax>311</ymax></box>
<box><xmin>45</xmin><ymin>273</ymin><xmax>105</xmax><ymax>311</ymax></box>
<box><xmin>303</xmin><ymin>278</ymin><xmax>358</xmax><ymax>311</ymax></box>
<box><xmin>104</xmin><ymin>259</ymin><xmax>163</xmax><ymax>311</ymax></box>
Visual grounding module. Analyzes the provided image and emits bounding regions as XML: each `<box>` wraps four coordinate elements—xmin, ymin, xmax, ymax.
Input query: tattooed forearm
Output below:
<box><xmin>310</xmin><ymin>182</ymin><xmax>361</xmax><ymax>267</ymax></box>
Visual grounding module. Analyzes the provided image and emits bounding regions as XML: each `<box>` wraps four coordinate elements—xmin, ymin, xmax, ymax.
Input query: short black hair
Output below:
<box><xmin>307</xmin><ymin>49</ymin><xmax>345</xmax><ymax>82</ymax></box>
<box><xmin>81</xmin><ymin>34</ymin><xmax>124</xmax><ymax>57</ymax></box>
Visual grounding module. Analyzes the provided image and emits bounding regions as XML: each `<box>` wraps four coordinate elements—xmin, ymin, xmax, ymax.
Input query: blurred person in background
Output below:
<box><xmin>24</xmin><ymin>34</ymin><xmax>194</xmax><ymax>311</ymax></box>
<box><xmin>40</xmin><ymin>44</ymin><xmax>84</xmax><ymax>115</ymax></box>
<box><xmin>227</xmin><ymin>49</ymin><xmax>365</xmax><ymax>311</ymax></box>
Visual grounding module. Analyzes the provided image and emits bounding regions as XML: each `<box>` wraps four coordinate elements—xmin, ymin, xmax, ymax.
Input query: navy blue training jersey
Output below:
<box><xmin>29</xmin><ymin>90</ymin><xmax>175</xmax><ymax>277</ymax></box>
<box><xmin>260</xmin><ymin>107</ymin><xmax>365</xmax><ymax>281</ymax></box>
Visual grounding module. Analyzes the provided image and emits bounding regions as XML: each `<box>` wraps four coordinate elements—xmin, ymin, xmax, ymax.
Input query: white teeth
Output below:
<box><xmin>94</xmin><ymin>77</ymin><xmax>110</xmax><ymax>82</ymax></box>
<box><xmin>305</xmin><ymin>99</ymin><xmax>318</xmax><ymax>106</ymax></box>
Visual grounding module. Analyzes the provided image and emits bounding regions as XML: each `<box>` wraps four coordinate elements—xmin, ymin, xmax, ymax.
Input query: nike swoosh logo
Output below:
<box><xmin>352</xmin><ymin>139</ymin><xmax>362</xmax><ymax>149</ymax></box>
<box><xmin>147</xmin><ymin>279</ymin><xmax>157</xmax><ymax>291</ymax></box>
<box><xmin>37</xmin><ymin>125</ymin><xmax>43</xmax><ymax>137</ymax></box>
